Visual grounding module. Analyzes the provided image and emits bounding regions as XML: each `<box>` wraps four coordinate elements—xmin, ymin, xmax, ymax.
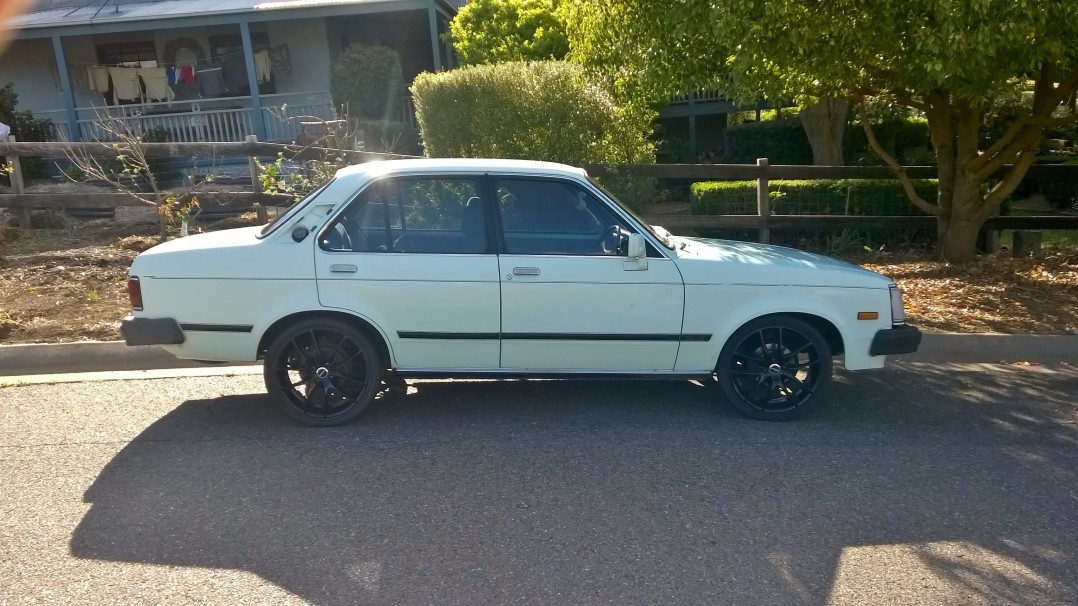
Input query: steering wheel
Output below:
<box><xmin>600</xmin><ymin>225</ymin><xmax>629</xmax><ymax>255</ymax></box>
<box><xmin>321</xmin><ymin>221</ymin><xmax>352</xmax><ymax>251</ymax></box>
<box><xmin>335</xmin><ymin>215</ymin><xmax>367</xmax><ymax>251</ymax></box>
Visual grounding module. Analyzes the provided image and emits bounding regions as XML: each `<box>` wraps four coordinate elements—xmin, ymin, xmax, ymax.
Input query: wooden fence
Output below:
<box><xmin>0</xmin><ymin>136</ymin><xmax>409</xmax><ymax>228</ymax></box>
<box><xmin>3</xmin><ymin>140</ymin><xmax>1078</xmax><ymax>242</ymax></box>
<box><xmin>590</xmin><ymin>160</ymin><xmax>1078</xmax><ymax>244</ymax></box>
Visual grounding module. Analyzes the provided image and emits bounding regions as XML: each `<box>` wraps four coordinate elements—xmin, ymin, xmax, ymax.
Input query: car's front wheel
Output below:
<box><xmin>717</xmin><ymin>316</ymin><xmax>832</xmax><ymax>421</ymax></box>
<box><xmin>263</xmin><ymin>318</ymin><xmax>381</xmax><ymax>426</ymax></box>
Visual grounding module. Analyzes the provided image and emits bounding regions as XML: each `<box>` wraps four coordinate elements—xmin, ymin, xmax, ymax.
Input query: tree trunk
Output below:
<box><xmin>799</xmin><ymin>97</ymin><xmax>849</xmax><ymax>166</ymax></box>
<box><xmin>936</xmin><ymin>163</ymin><xmax>992</xmax><ymax>263</ymax></box>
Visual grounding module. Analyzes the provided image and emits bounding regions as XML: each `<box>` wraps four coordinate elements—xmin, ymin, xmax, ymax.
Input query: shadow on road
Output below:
<box><xmin>71</xmin><ymin>367</ymin><xmax>1078</xmax><ymax>604</ymax></box>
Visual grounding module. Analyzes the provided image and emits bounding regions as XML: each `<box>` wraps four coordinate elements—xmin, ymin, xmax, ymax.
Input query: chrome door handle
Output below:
<box><xmin>513</xmin><ymin>267</ymin><xmax>540</xmax><ymax>276</ymax></box>
<box><xmin>329</xmin><ymin>264</ymin><xmax>357</xmax><ymax>273</ymax></box>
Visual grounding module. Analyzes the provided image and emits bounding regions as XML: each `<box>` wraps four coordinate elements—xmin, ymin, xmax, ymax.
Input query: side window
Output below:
<box><xmin>322</xmin><ymin>177</ymin><xmax>485</xmax><ymax>254</ymax></box>
<box><xmin>495</xmin><ymin>178</ymin><xmax>628</xmax><ymax>256</ymax></box>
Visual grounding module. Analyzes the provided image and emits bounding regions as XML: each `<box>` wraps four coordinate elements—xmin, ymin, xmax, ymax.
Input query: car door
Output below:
<box><xmin>315</xmin><ymin>175</ymin><xmax>501</xmax><ymax>370</ymax></box>
<box><xmin>494</xmin><ymin>176</ymin><xmax>686</xmax><ymax>371</ymax></box>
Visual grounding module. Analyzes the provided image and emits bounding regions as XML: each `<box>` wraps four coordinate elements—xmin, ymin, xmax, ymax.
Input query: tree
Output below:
<box><xmin>447</xmin><ymin>0</ymin><xmax>568</xmax><ymax>65</ymax></box>
<box><xmin>567</xmin><ymin>1</ymin><xmax>1078</xmax><ymax>262</ymax></box>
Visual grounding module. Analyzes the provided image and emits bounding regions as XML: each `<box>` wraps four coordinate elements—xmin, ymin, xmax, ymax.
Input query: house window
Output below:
<box><xmin>208</xmin><ymin>34</ymin><xmax>275</xmax><ymax>96</ymax></box>
<box><xmin>96</xmin><ymin>41</ymin><xmax>157</xmax><ymax>67</ymax></box>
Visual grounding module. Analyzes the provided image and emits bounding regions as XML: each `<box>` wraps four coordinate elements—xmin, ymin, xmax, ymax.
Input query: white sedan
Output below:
<box><xmin>121</xmin><ymin>159</ymin><xmax>921</xmax><ymax>425</ymax></box>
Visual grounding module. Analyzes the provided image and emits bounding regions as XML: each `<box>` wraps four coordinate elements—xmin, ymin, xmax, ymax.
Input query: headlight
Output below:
<box><xmin>889</xmin><ymin>284</ymin><xmax>906</xmax><ymax>325</ymax></box>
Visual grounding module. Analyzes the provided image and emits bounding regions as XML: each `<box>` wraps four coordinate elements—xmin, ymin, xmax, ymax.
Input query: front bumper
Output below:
<box><xmin>120</xmin><ymin>315</ymin><xmax>185</xmax><ymax>346</ymax></box>
<box><xmin>870</xmin><ymin>324</ymin><xmax>922</xmax><ymax>356</ymax></box>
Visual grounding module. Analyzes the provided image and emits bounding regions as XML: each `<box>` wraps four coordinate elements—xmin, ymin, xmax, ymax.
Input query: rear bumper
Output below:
<box><xmin>120</xmin><ymin>315</ymin><xmax>185</xmax><ymax>346</ymax></box>
<box><xmin>870</xmin><ymin>324</ymin><xmax>922</xmax><ymax>356</ymax></box>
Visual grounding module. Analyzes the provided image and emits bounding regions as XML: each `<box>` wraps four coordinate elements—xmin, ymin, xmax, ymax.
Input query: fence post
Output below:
<box><xmin>756</xmin><ymin>157</ymin><xmax>770</xmax><ymax>244</ymax></box>
<box><xmin>5</xmin><ymin>136</ymin><xmax>30</xmax><ymax>228</ymax></box>
<box><xmin>246</xmin><ymin>134</ymin><xmax>268</xmax><ymax>223</ymax></box>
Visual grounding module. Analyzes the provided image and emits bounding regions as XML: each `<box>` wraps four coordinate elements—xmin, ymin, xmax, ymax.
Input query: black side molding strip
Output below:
<box><xmin>397</xmin><ymin>331</ymin><xmax>711</xmax><ymax>342</ymax></box>
<box><xmin>179</xmin><ymin>323</ymin><xmax>254</xmax><ymax>333</ymax></box>
<box><xmin>397</xmin><ymin>332</ymin><xmax>501</xmax><ymax>340</ymax></box>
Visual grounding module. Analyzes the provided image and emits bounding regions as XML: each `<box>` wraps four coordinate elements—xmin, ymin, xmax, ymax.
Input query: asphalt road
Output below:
<box><xmin>1</xmin><ymin>362</ymin><xmax>1076</xmax><ymax>605</ymax></box>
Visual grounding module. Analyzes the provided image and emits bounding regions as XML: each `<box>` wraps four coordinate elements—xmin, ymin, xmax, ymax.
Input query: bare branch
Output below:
<box><xmin>857</xmin><ymin>103</ymin><xmax>940</xmax><ymax>216</ymax></box>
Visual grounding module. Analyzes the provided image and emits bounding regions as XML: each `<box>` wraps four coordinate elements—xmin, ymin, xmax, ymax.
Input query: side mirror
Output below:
<box><xmin>627</xmin><ymin>233</ymin><xmax>646</xmax><ymax>258</ymax></box>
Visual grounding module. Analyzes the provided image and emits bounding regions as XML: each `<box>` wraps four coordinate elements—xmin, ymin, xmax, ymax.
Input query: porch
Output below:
<box><xmin>4</xmin><ymin>0</ymin><xmax>454</xmax><ymax>143</ymax></box>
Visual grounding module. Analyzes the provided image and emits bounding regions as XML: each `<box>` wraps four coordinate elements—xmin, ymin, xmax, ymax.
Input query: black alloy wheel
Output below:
<box><xmin>717</xmin><ymin>316</ymin><xmax>832</xmax><ymax>421</ymax></box>
<box><xmin>263</xmin><ymin>318</ymin><xmax>381</xmax><ymax>426</ymax></box>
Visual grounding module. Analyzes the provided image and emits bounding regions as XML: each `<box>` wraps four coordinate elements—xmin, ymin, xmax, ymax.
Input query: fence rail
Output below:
<box><xmin>3</xmin><ymin>143</ymin><xmax>1077</xmax><ymax>243</ymax></box>
<box><xmin>0</xmin><ymin>137</ymin><xmax>411</xmax><ymax>227</ymax></box>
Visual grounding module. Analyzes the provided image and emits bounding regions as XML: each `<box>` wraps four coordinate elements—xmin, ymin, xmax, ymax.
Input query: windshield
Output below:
<box><xmin>588</xmin><ymin>176</ymin><xmax>676</xmax><ymax>250</ymax></box>
<box><xmin>257</xmin><ymin>179</ymin><xmax>335</xmax><ymax>238</ymax></box>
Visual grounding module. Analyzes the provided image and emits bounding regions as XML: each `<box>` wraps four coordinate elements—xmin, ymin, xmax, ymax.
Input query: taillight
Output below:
<box><xmin>127</xmin><ymin>276</ymin><xmax>144</xmax><ymax>311</ymax></box>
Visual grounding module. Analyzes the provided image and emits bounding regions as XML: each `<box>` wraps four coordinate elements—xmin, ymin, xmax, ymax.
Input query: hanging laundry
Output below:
<box><xmin>166</xmin><ymin>65</ymin><xmax>180</xmax><ymax>85</ymax></box>
<box><xmin>269</xmin><ymin>44</ymin><xmax>291</xmax><ymax>77</ymax></box>
<box><xmin>139</xmin><ymin>68</ymin><xmax>174</xmax><ymax>102</ymax></box>
<box><xmin>254</xmin><ymin>48</ymin><xmax>272</xmax><ymax>83</ymax></box>
<box><xmin>108</xmin><ymin>67</ymin><xmax>142</xmax><ymax>102</ymax></box>
<box><xmin>87</xmin><ymin>66</ymin><xmax>110</xmax><ymax>92</ymax></box>
<box><xmin>180</xmin><ymin>65</ymin><xmax>196</xmax><ymax>86</ymax></box>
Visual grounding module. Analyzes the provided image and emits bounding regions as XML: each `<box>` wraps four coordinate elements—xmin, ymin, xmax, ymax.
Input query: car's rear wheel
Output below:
<box><xmin>263</xmin><ymin>318</ymin><xmax>381</xmax><ymax>426</ymax></box>
<box><xmin>717</xmin><ymin>316</ymin><xmax>832</xmax><ymax>421</ymax></box>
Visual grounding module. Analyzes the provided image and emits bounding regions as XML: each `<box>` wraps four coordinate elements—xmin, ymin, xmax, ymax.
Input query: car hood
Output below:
<box><xmin>671</xmin><ymin>237</ymin><xmax>893</xmax><ymax>288</ymax></box>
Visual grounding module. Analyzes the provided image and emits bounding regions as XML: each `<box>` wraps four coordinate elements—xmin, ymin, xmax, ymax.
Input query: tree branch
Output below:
<box><xmin>857</xmin><ymin>103</ymin><xmax>940</xmax><ymax>216</ymax></box>
<box><xmin>982</xmin><ymin>148</ymin><xmax>1037</xmax><ymax>219</ymax></box>
<box><xmin>973</xmin><ymin>123</ymin><xmax>1044</xmax><ymax>182</ymax></box>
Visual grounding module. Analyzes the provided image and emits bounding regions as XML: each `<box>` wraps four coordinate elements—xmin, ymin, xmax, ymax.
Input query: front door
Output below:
<box><xmin>315</xmin><ymin>175</ymin><xmax>500</xmax><ymax>370</ymax></box>
<box><xmin>493</xmin><ymin>177</ymin><xmax>685</xmax><ymax>371</ymax></box>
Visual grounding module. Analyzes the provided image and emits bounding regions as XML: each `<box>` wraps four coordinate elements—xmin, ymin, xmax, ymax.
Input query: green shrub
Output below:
<box><xmin>330</xmin><ymin>45</ymin><xmax>404</xmax><ymax>121</ymax></box>
<box><xmin>690</xmin><ymin>179</ymin><xmax>939</xmax><ymax>216</ymax></box>
<box><xmin>356</xmin><ymin>120</ymin><xmax>422</xmax><ymax>155</ymax></box>
<box><xmin>1</xmin><ymin>82</ymin><xmax>55</xmax><ymax>181</ymax></box>
<box><xmin>412</xmin><ymin>60</ymin><xmax>653</xmax><ymax>165</ymax></box>
<box><xmin>723</xmin><ymin>119</ymin><xmax>812</xmax><ymax>165</ymax></box>
<box><xmin>847</xmin><ymin>119</ymin><xmax>932</xmax><ymax>165</ymax></box>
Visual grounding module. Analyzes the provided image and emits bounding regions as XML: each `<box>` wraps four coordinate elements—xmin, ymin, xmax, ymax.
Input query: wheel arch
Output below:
<box><xmin>256</xmin><ymin>310</ymin><xmax>393</xmax><ymax>367</ymax></box>
<box><xmin>718</xmin><ymin>311</ymin><xmax>845</xmax><ymax>360</ymax></box>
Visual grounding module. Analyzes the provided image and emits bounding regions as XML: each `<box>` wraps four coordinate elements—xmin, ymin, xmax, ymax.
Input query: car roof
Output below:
<box><xmin>334</xmin><ymin>158</ymin><xmax>590</xmax><ymax>181</ymax></box>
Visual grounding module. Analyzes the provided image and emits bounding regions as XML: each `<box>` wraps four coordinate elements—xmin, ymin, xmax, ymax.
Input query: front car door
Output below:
<box><xmin>315</xmin><ymin>175</ymin><xmax>500</xmax><ymax>370</ymax></box>
<box><xmin>494</xmin><ymin>176</ymin><xmax>686</xmax><ymax>371</ymax></box>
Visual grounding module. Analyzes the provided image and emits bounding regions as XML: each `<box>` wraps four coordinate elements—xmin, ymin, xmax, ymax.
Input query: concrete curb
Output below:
<box><xmin>0</xmin><ymin>341</ymin><xmax>256</xmax><ymax>377</ymax></box>
<box><xmin>1</xmin><ymin>333</ymin><xmax>1075</xmax><ymax>378</ymax></box>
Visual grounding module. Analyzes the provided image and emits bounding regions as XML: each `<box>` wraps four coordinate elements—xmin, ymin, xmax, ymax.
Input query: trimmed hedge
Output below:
<box><xmin>723</xmin><ymin>118</ymin><xmax>812</xmax><ymax>165</ymax></box>
<box><xmin>690</xmin><ymin>179</ymin><xmax>939</xmax><ymax>216</ymax></box>
<box><xmin>846</xmin><ymin>119</ymin><xmax>932</xmax><ymax>165</ymax></box>
<box><xmin>412</xmin><ymin>60</ymin><xmax>652</xmax><ymax>164</ymax></box>
<box><xmin>411</xmin><ymin>60</ymin><xmax>656</xmax><ymax>211</ymax></box>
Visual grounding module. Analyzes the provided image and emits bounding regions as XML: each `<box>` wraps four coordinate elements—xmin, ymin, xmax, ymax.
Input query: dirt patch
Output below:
<box><xmin>2</xmin><ymin>216</ymin><xmax>1077</xmax><ymax>344</ymax></box>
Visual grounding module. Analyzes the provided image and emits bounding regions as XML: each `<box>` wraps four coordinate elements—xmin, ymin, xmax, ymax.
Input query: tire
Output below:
<box><xmin>716</xmin><ymin>316</ymin><xmax>832</xmax><ymax>421</ymax></box>
<box><xmin>263</xmin><ymin>318</ymin><xmax>382</xmax><ymax>426</ymax></box>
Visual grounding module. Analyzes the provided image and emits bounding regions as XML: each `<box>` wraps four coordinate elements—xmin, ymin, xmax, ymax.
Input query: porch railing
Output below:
<box><xmin>32</xmin><ymin>91</ymin><xmax>335</xmax><ymax>144</ymax></box>
<box><xmin>668</xmin><ymin>90</ymin><xmax>730</xmax><ymax>105</ymax></box>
